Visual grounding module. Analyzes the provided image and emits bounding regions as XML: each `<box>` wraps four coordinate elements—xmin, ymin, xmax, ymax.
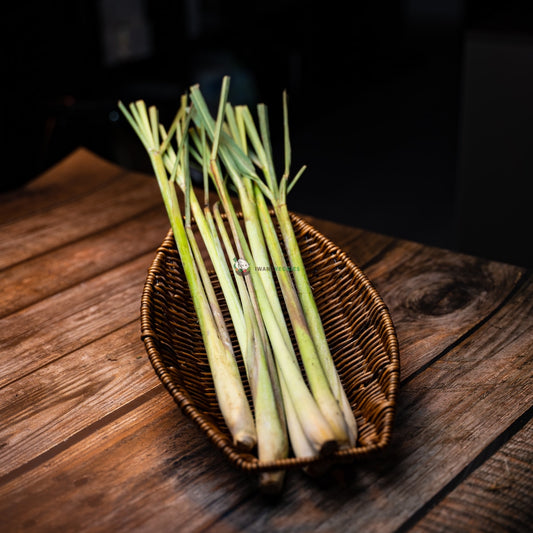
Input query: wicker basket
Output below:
<box><xmin>141</xmin><ymin>212</ymin><xmax>400</xmax><ymax>472</ymax></box>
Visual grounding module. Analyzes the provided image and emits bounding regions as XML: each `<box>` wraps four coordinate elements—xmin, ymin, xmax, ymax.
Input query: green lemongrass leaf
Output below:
<box><xmin>170</xmin><ymin>108</ymin><xmax>194</xmax><ymax>185</ymax></box>
<box><xmin>158</xmin><ymin>124</ymin><xmax>172</xmax><ymax>152</ymax></box>
<box><xmin>201</xmin><ymin>126</ymin><xmax>209</xmax><ymax>207</ymax></box>
<box><xmin>224</xmin><ymin>104</ymin><xmax>240</xmax><ymax>146</ymax></box>
<box><xmin>221</xmin><ymin>141</ymin><xmax>257</xmax><ymax>178</ymax></box>
<box><xmin>286</xmin><ymin>165</ymin><xmax>307</xmax><ymax>196</ymax></box>
<box><xmin>257</xmin><ymin>103</ymin><xmax>278</xmax><ymax>193</ymax></box>
<box><xmin>149</xmin><ymin>105</ymin><xmax>160</xmax><ymax>149</ymax></box>
<box><xmin>219</xmin><ymin>139</ymin><xmax>257</xmax><ymax>179</ymax></box>
<box><xmin>159</xmin><ymin>105</ymin><xmax>184</xmax><ymax>154</ymax></box>
<box><xmin>188</xmin><ymin>127</ymin><xmax>205</xmax><ymax>168</ymax></box>
<box><xmin>283</xmin><ymin>90</ymin><xmax>291</xmax><ymax>179</ymax></box>
<box><xmin>247</xmin><ymin>173</ymin><xmax>275</xmax><ymax>202</ymax></box>
<box><xmin>239</xmin><ymin>106</ymin><xmax>268</xmax><ymax>168</ymax></box>
<box><xmin>226</xmin><ymin>103</ymin><xmax>247</xmax><ymax>153</ymax></box>
<box><xmin>118</xmin><ymin>101</ymin><xmax>151</xmax><ymax>152</ymax></box>
<box><xmin>234</xmin><ymin>106</ymin><xmax>248</xmax><ymax>154</ymax></box>
<box><xmin>189</xmin><ymin>125</ymin><xmax>214</xmax><ymax>205</ymax></box>
<box><xmin>188</xmin><ymin>139</ymin><xmax>202</xmax><ymax>168</ymax></box>
<box><xmin>183</xmin><ymin>137</ymin><xmax>191</xmax><ymax>227</ymax></box>
<box><xmin>159</xmin><ymin>124</ymin><xmax>178</xmax><ymax>181</ymax></box>
<box><xmin>249</xmin><ymin>150</ymin><xmax>264</xmax><ymax>170</ymax></box>
<box><xmin>189</xmin><ymin>84</ymin><xmax>216</xmax><ymax>139</ymax></box>
<box><xmin>189</xmin><ymin>84</ymin><xmax>256</xmax><ymax>181</ymax></box>
<box><xmin>135</xmin><ymin>100</ymin><xmax>154</xmax><ymax>147</ymax></box>
<box><xmin>128</xmin><ymin>102</ymin><xmax>148</xmax><ymax>139</ymax></box>
<box><xmin>211</xmin><ymin>76</ymin><xmax>231</xmax><ymax>160</ymax></box>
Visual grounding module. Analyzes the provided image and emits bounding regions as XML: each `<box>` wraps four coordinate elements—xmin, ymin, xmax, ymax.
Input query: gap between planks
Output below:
<box><xmin>396</xmin><ymin>404</ymin><xmax>533</xmax><ymax>532</ymax></box>
<box><xmin>0</xmin><ymin>385</ymin><xmax>163</xmax><ymax>487</ymax></box>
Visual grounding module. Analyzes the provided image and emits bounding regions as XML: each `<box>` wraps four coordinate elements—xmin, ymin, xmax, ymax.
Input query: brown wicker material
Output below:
<box><xmin>141</xmin><ymin>212</ymin><xmax>400</xmax><ymax>472</ymax></box>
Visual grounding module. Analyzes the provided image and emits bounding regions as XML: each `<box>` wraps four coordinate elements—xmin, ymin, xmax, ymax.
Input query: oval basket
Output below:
<box><xmin>141</xmin><ymin>212</ymin><xmax>400</xmax><ymax>472</ymax></box>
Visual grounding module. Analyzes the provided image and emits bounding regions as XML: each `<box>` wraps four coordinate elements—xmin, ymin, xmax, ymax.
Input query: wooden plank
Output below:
<box><xmin>0</xmin><ymin>148</ymin><xmax>127</xmax><ymax>226</ymax></box>
<box><xmin>363</xmin><ymin>240</ymin><xmax>525</xmax><ymax>380</ymax></box>
<box><xmin>1</xmin><ymin>273</ymin><xmax>530</xmax><ymax>532</ymax></box>
<box><xmin>0</xmin><ymin>168</ymin><xmax>162</xmax><ymax>270</ymax></box>
<box><xmin>201</xmin><ymin>276</ymin><xmax>532</xmax><ymax>531</ymax></box>
<box><xmin>0</xmin><ymin>205</ymin><xmax>169</xmax><ymax>318</ymax></box>
<box><xmin>413</xmin><ymin>417</ymin><xmax>533</xmax><ymax>532</ymax></box>
<box><xmin>0</xmin><ymin>232</ymin><xmax>522</xmax><ymax>476</ymax></box>
<box><xmin>0</xmin><ymin>393</ymin><xmax>257</xmax><ymax>533</ymax></box>
<box><xmin>0</xmin><ymin>321</ymin><xmax>161</xmax><ymax>478</ymax></box>
<box><xmin>0</xmin><ymin>252</ymin><xmax>156</xmax><ymax>387</ymax></box>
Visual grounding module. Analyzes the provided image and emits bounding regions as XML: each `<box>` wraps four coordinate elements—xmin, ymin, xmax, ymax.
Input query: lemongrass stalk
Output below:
<box><xmin>212</xmin><ymin>202</ymin><xmax>287</xmax><ymax>435</ymax></box>
<box><xmin>190</xmin><ymin>83</ymin><xmax>291</xmax><ymax>347</ymax></box>
<box><xmin>218</xmin><ymin>101</ymin><xmax>351</xmax><ymax>445</ymax></box>
<box><xmin>212</xmin><ymin>200</ymin><xmax>293</xmax><ymax>484</ymax></box>
<box><xmin>274</xmin><ymin>203</ymin><xmax>357</xmax><ymax>446</ymax></box>
<box><xmin>160</xmin><ymin>112</ymin><xmax>289</xmax><ymax>477</ymax></box>
<box><xmin>159</xmin><ymin>124</ymin><xmax>248</xmax><ymax>354</ymax></box>
<box><xmin>254</xmin><ymin>186</ymin><xmax>351</xmax><ymax>446</ymax></box>
<box><xmin>278</xmin><ymin>370</ymin><xmax>316</xmax><ymax>458</ymax></box>
<box><xmin>191</xmin><ymin>80</ymin><xmax>338</xmax><ymax>454</ymax></box>
<box><xmin>154</xmin><ymin>160</ymin><xmax>256</xmax><ymax>451</ymax></box>
<box><xmin>232</xmin><ymin>97</ymin><xmax>357</xmax><ymax>447</ymax></box>
<box><xmin>210</xmin><ymin>204</ymin><xmax>287</xmax><ymax>490</ymax></box>
<box><xmin>185</xmin><ymin>224</ymin><xmax>233</xmax><ymax>354</ymax></box>
<box><xmin>161</xmin><ymin>99</ymin><xmax>289</xmax><ymax>485</ymax></box>
<box><xmin>276</xmin><ymin>93</ymin><xmax>358</xmax><ymax>445</ymax></box>
<box><xmin>118</xmin><ymin>99</ymin><xmax>256</xmax><ymax>450</ymax></box>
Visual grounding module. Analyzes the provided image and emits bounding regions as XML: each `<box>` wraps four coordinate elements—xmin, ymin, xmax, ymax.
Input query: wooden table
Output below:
<box><xmin>1</xmin><ymin>148</ymin><xmax>531</xmax><ymax>532</ymax></box>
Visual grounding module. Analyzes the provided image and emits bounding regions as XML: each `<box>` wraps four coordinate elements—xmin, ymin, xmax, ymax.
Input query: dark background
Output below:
<box><xmin>4</xmin><ymin>1</ymin><xmax>533</xmax><ymax>267</ymax></box>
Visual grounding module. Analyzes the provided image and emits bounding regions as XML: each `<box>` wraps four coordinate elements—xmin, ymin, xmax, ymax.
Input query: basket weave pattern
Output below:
<box><xmin>141</xmin><ymin>213</ymin><xmax>400</xmax><ymax>472</ymax></box>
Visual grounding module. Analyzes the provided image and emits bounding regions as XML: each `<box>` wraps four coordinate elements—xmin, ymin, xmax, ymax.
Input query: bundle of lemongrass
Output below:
<box><xmin>119</xmin><ymin>76</ymin><xmax>357</xmax><ymax>491</ymax></box>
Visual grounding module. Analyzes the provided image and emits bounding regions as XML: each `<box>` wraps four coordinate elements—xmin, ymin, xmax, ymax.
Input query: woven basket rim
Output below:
<box><xmin>141</xmin><ymin>212</ymin><xmax>400</xmax><ymax>472</ymax></box>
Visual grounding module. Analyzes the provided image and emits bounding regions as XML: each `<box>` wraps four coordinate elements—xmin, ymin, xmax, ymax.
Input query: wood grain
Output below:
<box><xmin>0</xmin><ymin>321</ymin><xmax>160</xmax><ymax>478</ymax></box>
<box><xmin>0</xmin><ymin>205</ymin><xmax>168</xmax><ymax>317</ymax></box>
<box><xmin>0</xmin><ymin>148</ymin><xmax>125</xmax><ymax>226</ymax></box>
<box><xmin>414</xmin><ymin>417</ymin><xmax>533</xmax><ymax>532</ymax></box>
<box><xmin>0</xmin><ymin>149</ymin><xmax>531</xmax><ymax>532</ymax></box>
<box><xmin>0</xmin><ymin>393</ymin><xmax>256</xmax><ymax>533</ymax></box>
<box><xmin>201</xmin><ymin>277</ymin><xmax>533</xmax><ymax>532</ymax></box>
<box><xmin>296</xmin><ymin>212</ymin><xmax>395</xmax><ymax>268</ymax></box>
<box><xmin>363</xmin><ymin>239</ymin><xmax>525</xmax><ymax>380</ymax></box>
<box><xmin>0</xmin><ymin>253</ymin><xmax>156</xmax><ymax>387</ymax></box>
<box><xmin>0</xmin><ymin>168</ymin><xmax>161</xmax><ymax>270</ymax></box>
<box><xmin>1</xmin><ymin>276</ymin><xmax>530</xmax><ymax>532</ymax></box>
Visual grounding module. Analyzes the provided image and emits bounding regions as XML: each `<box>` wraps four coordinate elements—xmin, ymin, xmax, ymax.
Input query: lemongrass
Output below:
<box><xmin>275</xmin><ymin>93</ymin><xmax>358</xmax><ymax>445</ymax></box>
<box><xmin>213</xmin><ymin>94</ymin><xmax>351</xmax><ymax>445</ymax></box>
<box><xmin>254</xmin><ymin>187</ymin><xmax>351</xmax><ymax>445</ymax></box>
<box><xmin>222</xmin><ymin>94</ymin><xmax>357</xmax><ymax>447</ymax></box>
<box><xmin>211</xmin><ymin>202</ymin><xmax>287</xmax><ymax>491</ymax></box>
<box><xmin>155</xmin><ymin>95</ymin><xmax>289</xmax><ymax>487</ymax></box>
<box><xmin>190</xmin><ymin>79</ymin><xmax>339</xmax><ymax>455</ymax></box>
<box><xmin>118</xmin><ymin>99</ymin><xmax>256</xmax><ymax>451</ymax></box>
